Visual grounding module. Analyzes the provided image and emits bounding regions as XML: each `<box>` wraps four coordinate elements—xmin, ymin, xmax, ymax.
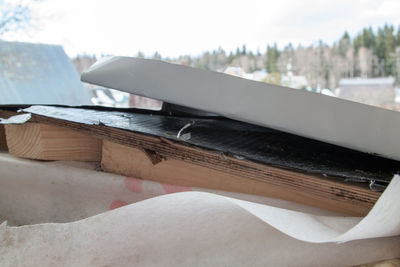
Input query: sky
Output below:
<box><xmin>3</xmin><ymin>0</ymin><xmax>400</xmax><ymax>58</ymax></box>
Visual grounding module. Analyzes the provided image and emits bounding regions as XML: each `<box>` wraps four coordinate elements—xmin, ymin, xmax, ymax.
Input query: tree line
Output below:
<box><xmin>74</xmin><ymin>24</ymin><xmax>400</xmax><ymax>89</ymax></box>
<box><xmin>163</xmin><ymin>24</ymin><xmax>400</xmax><ymax>89</ymax></box>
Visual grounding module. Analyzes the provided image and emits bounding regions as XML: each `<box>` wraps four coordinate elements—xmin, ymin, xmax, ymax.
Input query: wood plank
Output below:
<box><xmin>5</xmin><ymin>123</ymin><xmax>102</xmax><ymax>161</ymax></box>
<box><xmin>0</xmin><ymin>110</ymin><xmax>18</xmax><ymax>151</ymax></box>
<box><xmin>0</xmin><ymin>126</ymin><xmax>6</xmax><ymax>151</ymax></box>
<box><xmin>102</xmin><ymin>140</ymin><xmax>374</xmax><ymax>216</ymax></box>
<box><xmin>29</xmin><ymin>114</ymin><xmax>381</xmax><ymax>215</ymax></box>
<box><xmin>24</xmin><ymin>105</ymin><xmax>398</xmax><ymax>186</ymax></box>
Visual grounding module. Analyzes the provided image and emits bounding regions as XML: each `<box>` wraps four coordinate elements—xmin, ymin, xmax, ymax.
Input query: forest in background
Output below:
<box><xmin>74</xmin><ymin>24</ymin><xmax>400</xmax><ymax>89</ymax></box>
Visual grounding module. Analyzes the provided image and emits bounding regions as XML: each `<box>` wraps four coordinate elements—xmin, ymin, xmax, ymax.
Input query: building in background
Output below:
<box><xmin>224</xmin><ymin>66</ymin><xmax>253</xmax><ymax>80</ymax></box>
<box><xmin>0</xmin><ymin>41</ymin><xmax>91</xmax><ymax>105</ymax></box>
<box><xmin>280</xmin><ymin>61</ymin><xmax>308</xmax><ymax>90</ymax></box>
<box><xmin>338</xmin><ymin>77</ymin><xmax>395</xmax><ymax>107</ymax></box>
<box><xmin>281</xmin><ymin>75</ymin><xmax>308</xmax><ymax>89</ymax></box>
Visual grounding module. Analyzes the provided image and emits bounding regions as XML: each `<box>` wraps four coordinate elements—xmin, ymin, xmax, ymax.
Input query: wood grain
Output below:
<box><xmin>5</xmin><ymin>122</ymin><xmax>102</xmax><ymax>161</ymax></box>
<box><xmin>0</xmin><ymin>125</ymin><xmax>6</xmax><ymax>151</ymax></box>
<box><xmin>0</xmin><ymin>110</ymin><xmax>18</xmax><ymax>151</ymax></box>
<box><xmin>102</xmin><ymin>140</ymin><xmax>373</xmax><ymax>216</ymax></box>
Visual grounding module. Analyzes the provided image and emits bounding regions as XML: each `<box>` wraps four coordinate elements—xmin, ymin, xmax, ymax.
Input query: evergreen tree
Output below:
<box><xmin>241</xmin><ymin>44</ymin><xmax>247</xmax><ymax>55</ymax></box>
<box><xmin>136</xmin><ymin>51</ymin><xmax>145</xmax><ymax>58</ymax></box>
<box><xmin>354</xmin><ymin>27</ymin><xmax>375</xmax><ymax>53</ymax></box>
<box><xmin>235</xmin><ymin>47</ymin><xmax>241</xmax><ymax>57</ymax></box>
<box><xmin>139</xmin><ymin>23</ymin><xmax>400</xmax><ymax>87</ymax></box>
<box><xmin>265</xmin><ymin>44</ymin><xmax>279</xmax><ymax>73</ymax></box>
<box><xmin>337</xmin><ymin>31</ymin><xmax>351</xmax><ymax>57</ymax></box>
<box><xmin>396</xmin><ymin>26</ymin><xmax>400</xmax><ymax>46</ymax></box>
<box><xmin>152</xmin><ymin>51</ymin><xmax>161</xmax><ymax>60</ymax></box>
<box><xmin>228</xmin><ymin>52</ymin><xmax>234</xmax><ymax>64</ymax></box>
<box><xmin>384</xmin><ymin>24</ymin><xmax>395</xmax><ymax>75</ymax></box>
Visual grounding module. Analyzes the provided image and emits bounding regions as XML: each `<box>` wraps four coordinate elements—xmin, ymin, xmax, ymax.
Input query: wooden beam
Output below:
<box><xmin>0</xmin><ymin>126</ymin><xmax>6</xmax><ymax>151</ymax></box>
<box><xmin>5</xmin><ymin>123</ymin><xmax>102</xmax><ymax>161</ymax></box>
<box><xmin>29</xmin><ymin>114</ymin><xmax>381</xmax><ymax>215</ymax></box>
<box><xmin>102</xmin><ymin>140</ymin><xmax>375</xmax><ymax>216</ymax></box>
<box><xmin>0</xmin><ymin>110</ymin><xmax>18</xmax><ymax>151</ymax></box>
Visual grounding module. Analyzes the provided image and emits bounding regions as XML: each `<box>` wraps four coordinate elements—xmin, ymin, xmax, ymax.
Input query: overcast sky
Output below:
<box><xmin>4</xmin><ymin>0</ymin><xmax>400</xmax><ymax>57</ymax></box>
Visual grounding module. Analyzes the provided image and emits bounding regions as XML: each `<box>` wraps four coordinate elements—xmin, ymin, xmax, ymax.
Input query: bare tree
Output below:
<box><xmin>0</xmin><ymin>1</ymin><xmax>36</xmax><ymax>36</ymax></box>
<box><xmin>358</xmin><ymin>46</ymin><xmax>375</xmax><ymax>78</ymax></box>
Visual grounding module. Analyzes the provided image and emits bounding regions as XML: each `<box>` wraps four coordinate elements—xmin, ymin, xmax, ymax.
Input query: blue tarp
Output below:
<box><xmin>0</xmin><ymin>40</ymin><xmax>91</xmax><ymax>105</ymax></box>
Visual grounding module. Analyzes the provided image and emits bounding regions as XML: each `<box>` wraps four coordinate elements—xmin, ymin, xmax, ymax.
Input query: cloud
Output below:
<box><xmin>3</xmin><ymin>0</ymin><xmax>400</xmax><ymax>57</ymax></box>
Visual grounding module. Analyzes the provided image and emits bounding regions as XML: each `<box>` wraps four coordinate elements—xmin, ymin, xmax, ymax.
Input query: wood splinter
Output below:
<box><xmin>142</xmin><ymin>148</ymin><xmax>164</xmax><ymax>165</ymax></box>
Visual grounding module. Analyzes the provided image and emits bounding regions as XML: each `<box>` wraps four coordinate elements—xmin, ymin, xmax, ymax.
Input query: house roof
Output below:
<box><xmin>339</xmin><ymin>77</ymin><xmax>395</xmax><ymax>87</ymax></box>
<box><xmin>0</xmin><ymin>41</ymin><xmax>91</xmax><ymax>105</ymax></box>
